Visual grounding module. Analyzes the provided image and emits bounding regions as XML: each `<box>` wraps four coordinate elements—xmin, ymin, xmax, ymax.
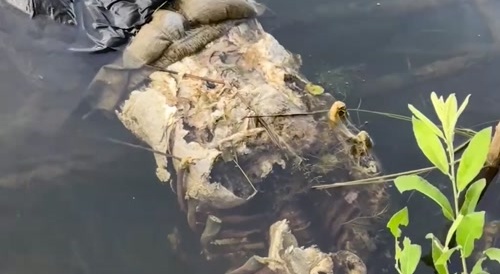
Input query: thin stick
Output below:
<box><xmin>244</xmin><ymin>108</ymin><xmax>476</xmax><ymax>139</ymax></box>
<box><xmin>349</xmin><ymin>109</ymin><xmax>476</xmax><ymax>138</ymax></box>
<box><xmin>102</xmin><ymin>137</ymin><xmax>181</xmax><ymax>160</ymax></box>
<box><xmin>313</xmin><ymin>159</ymin><xmax>463</xmax><ymax>189</ymax></box>
<box><xmin>244</xmin><ymin>110</ymin><xmax>328</xmax><ymax>118</ymax></box>
<box><xmin>312</xmin><ymin>165</ymin><xmax>437</xmax><ymax>189</ymax></box>
<box><xmin>233</xmin><ymin>159</ymin><xmax>258</xmax><ymax>200</ymax></box>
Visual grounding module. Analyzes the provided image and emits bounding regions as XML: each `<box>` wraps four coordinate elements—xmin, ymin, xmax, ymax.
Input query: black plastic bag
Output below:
<box><xmin>4</xmin><ymin>0</ymin><xmax>169</xmax><ymax>52</ymax></box>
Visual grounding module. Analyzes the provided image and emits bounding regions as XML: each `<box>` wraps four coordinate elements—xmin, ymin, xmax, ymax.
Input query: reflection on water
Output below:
<box><xmin>1</xmin><ymin>0</ymin><xmax>500</xmax><ymax>273</ymax></box>
<box><xmin>261</xmin><ymin>0</ymin><xmax>500</xmax><ymax>273</ymax></box>
<box><xmin>0</xmin><ymin>150</ymin><xmax>186</xmax><ymax>274</ymax></box>
<box><xmin>0</xmin><ymin>2</ymin><xmax>188</xmax><ymax>273</ymax></box>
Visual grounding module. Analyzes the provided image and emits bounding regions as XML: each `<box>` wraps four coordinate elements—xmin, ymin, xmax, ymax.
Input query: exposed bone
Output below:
<box><xmin>278</xmin><ymin>203</ymin><xmax>316</xmax><ymax>247</ymax></box>
<box><xmin>176</xmin><ymin>165</ymin><xmax>188</xmax><ymax>212</ymax></box>
<box><xmin>207</xmin><ymin>237</ymin><xmax>267</xmax><ymax>256</ymax></box>
<box><xmin>187</xmin><ymin>199</ymin><xmax>200</xmax><ymax>232</ymax></box>
<box><xmin>208</xmin><ymin>251</ymin><xmax>247</xmax><ymax>262</ymax></box>
<box><xmin>218</xmin><ymin>229</ymin><xmax>262</xmax><ymax>239</ymax></box>
<box><xmin>217</xmin><ymin>213</ymin><xmax>270</xmax><ymax>225</ymax></box>
<box><xmin>201</xmin><ymin>215</ymin><xmax>223</xmax><ymax>252</ymax></box>
<box><xmin>259</xmin><ymin>220</ymin><xmax>335</xmax><ymax>274</ymax></box>
<box><xmin>213</xmin><ymin>237</ymin><xmax>253</xmax><ymax>245</ymax></box>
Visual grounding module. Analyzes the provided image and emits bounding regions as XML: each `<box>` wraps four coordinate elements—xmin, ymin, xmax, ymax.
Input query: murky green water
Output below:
<box><xmin>259</xmin><ymin>1</ymin><xmax>500</xmax><ymax>273</ymax></box>
<box><xmin>1</xmin><ymin>0</ymin><xmax>500</xmax><ymax>273</ymax></box>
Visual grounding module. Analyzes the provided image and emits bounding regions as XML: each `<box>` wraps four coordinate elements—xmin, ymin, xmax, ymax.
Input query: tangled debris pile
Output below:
<box><xmin>107</xmin><ymin>7</ymin><xmax>390</xmax><ymax>274</ymax></box>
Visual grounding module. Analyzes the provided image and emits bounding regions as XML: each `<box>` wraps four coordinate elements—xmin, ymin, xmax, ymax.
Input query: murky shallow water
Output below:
<box><xmin>260</xmin><ymin>1</ymin><xmax>500</xmax><ymax>273</ymax></box>
<box><xmin>1</xmin><ymin>0</ymin><xmax>500</xmax><ymax>273</ymax></box>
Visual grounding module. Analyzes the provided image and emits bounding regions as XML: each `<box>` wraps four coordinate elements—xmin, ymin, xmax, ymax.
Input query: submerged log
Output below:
<box><xmin>111</xmin><ymin>16</ymin><xmax>390</xmax><ymax>273</ymax></box>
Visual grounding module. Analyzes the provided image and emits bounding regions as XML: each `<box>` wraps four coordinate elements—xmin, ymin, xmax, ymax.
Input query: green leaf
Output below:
<box><xmin>426</xmin><ymin>234</ymin><xmax>449</xmax><ymax>274</ymax></box>
<box><xmin>460</xmin><ymin>179</ymin><xmax>486</xmax><ymax>215</ymax></box>
<box><xmin>485</xmin><ymin>248</ymin><xmax>500</xmax><ymax>264</ymax></box>
<box><xmin>400</xmin><ymin>237</ymin><xmax>421</xmax><ymax>274</ymax></box>
<box><xmin>444</xmin><ymin>94</ymin><xmax>458</xmax><ymax>140</ymax></box>
<box><xmin>456</xmin><ymin>211</ymin><xmax>485</xmax><ymax>258</ymax></box>
<box><xmin>456</xmin><ymin>94</ymin><xmax>471</xmax><ymax>118</ymax></box>
<box><xmin>395</xmin><ymin>239</ymin><xmax>402</xmax><ymax>261</ymax></box>
<box><xmin>435</xmin><ymin>246</ymin><xmax>460</xmax><ymax>265</ymax></box>
<box><xmin>469</xmin><ymin>248</ymin><xmax>500</xmax><ymax>274</ymax></box>
<box><xmin>394</xmin><ymin>175</ymin><xmax>454</xmax><ymax>221</ymax></box>
<box><xmin>431</xmin><ymin>92</ymin><xmax>447</xmax><ymax>130</ymax></box>
<box><xmin>457</xmin><ymin>127</ymin><xmax>492</xmax><ymax>192</ymax></box>
<box><xmin>444</xmin><ymin>214</ymin><xmax>464</xmax><ymax>247</ymax></box>
<box><xmin>408</xmin><ymin>104</ymin><xmax>444</xmax><ymax>139</ymax></box>
<box><xmin>471</xmin><ymin>257</ymin><xmax>488</xmax><ymax>274</ymax></box>
<box><xmin>305</xmin><ymin>83</ymin><xmax>325</xmax><ymax>95</ymax></box>
<box><xmin>387</xmin><ymin>207</ymin><xmax>409</xmax><ymax>238</ymax></box>
<box><xmin>411</xmin><ymin>116</ymin><xmax>449</xmax><ymax>175</ymax></box>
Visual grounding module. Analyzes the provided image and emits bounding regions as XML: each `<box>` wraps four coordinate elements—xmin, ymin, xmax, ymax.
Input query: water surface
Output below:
<box><xmin>1</xmin><ymin>0</ymin><xmax>500</xmax><ymax>273</ymax></box>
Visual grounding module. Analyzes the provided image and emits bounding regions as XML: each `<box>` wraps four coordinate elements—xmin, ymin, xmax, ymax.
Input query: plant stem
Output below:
<box><xmin>446</xmin><ymin>137</ymin><xmax>469</xmax><ymax>274</ymax></box>
<box><xmin>395</xmin><ymin>241</ymin><xmax>402</xmax><ymax>274</ymax></box>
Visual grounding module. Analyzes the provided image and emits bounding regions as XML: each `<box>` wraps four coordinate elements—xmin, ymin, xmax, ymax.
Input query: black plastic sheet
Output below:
<box><xmin>4</xmin><ymin>0</ymin><xmax>169</xmax><ymax>52</ymax></box>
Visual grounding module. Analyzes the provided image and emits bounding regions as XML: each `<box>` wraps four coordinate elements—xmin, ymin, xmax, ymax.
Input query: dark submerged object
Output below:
<box><xmin>4</xmin><ymin>0</ymin><xmax>172</xmax><ymax>52</ymax></box>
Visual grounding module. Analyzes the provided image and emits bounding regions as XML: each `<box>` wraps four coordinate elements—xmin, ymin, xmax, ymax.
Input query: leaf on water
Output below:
<box><xmin>411</xmin><ymin>116</ymin><xmax>449</xmax><ymax>175</ymax></box>
<box><xmin>426</xmin><ymin>234</ymin><xmax>449</xmax><ymax>274</ymax></box>
<box><xmin>305</xmin><ymin>83</ymin><xmax>325</xmax><ymax>95</ymax></box>
<box><xmin>485</xmin><ymin>248</ymin><xmax>500</xmax><ymax>264</ymax></box>
<box><xmin>460</xmin><ymin>179</ymin><xmax>486</xmax><ymax>215</ymax></box>
<box><xmin>394</xmin><ymin>175</ymin><xmax>454</xmax><ymax>221</ymax></box>
<box><xmin>387</xmin><ymin>207</ymin><xmax>409</xmax><ymax>238</ymax></box>
<box><xmin>456</xmin><ymin>211</ymin><xmax>485</xmax><ymax>258</ymax></box>
<box><xmin>400</xmin><ymin>237</ymin><xmax>421</xmax><ymax>274</ymax></box>
<box><xmin>408</xmin><ymin>104</ymin><xmax>444</xmax><ymax>139</ymax></box>
<box><xmin>457</xmin><ymin>127</ymin><xmax>492</xmax><ymax>192</ymax></box>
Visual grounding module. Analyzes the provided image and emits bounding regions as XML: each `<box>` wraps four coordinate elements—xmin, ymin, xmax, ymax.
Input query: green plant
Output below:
<box><xmin>387</xmin><ymin>92</ymin><xmax>500</xmax><ymax>274</ymax></box>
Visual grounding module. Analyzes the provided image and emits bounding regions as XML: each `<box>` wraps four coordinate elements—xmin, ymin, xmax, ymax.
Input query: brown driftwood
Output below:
<box><xmin>479</xmin><ymin>122</ymin><xmax>500</xmax><ymax>200</ymax></box>
<box><xmin>470</xmin><ymin>124</ymin><xmax>500</xmax><ymax>268</ymax></box>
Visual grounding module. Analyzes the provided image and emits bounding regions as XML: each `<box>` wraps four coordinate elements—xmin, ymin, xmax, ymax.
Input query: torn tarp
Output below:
<box><xmin>4</xmin><ymin>0</ymin><xmax>170</xmax><ymax>52</ymax></box>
